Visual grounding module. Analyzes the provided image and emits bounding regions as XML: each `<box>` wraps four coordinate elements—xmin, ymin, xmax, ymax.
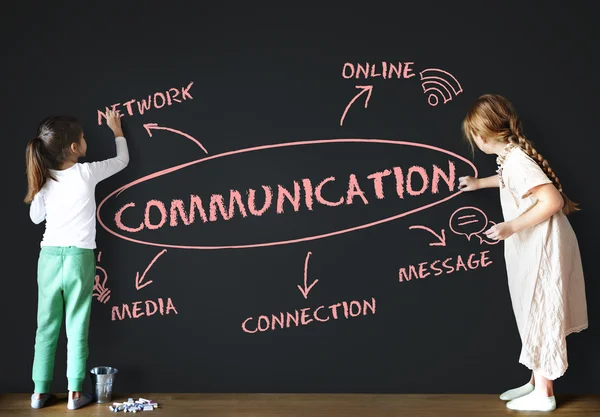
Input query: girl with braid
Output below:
<box><xmin>459</xmin><ymin>94</ymin><xmax>588</xmax><ymax>412</ymax></box>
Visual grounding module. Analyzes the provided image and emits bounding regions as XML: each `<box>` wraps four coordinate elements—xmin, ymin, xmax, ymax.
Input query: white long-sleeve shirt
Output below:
<box><xmin>30</xmin><ymin>136</ymin><xmax>129</xmax><ymax>249</ymax></box>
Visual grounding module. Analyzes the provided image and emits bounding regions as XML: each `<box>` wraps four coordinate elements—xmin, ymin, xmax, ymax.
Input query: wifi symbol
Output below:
<box><xmin>419</xmin><ymin>68</ymin><xmax>463</xmax><ymax>106</ymax></box>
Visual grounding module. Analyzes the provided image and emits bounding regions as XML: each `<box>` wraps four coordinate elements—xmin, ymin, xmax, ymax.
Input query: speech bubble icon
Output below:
<box><xmin>449</xmin><ymin>206</ymin><xmax>489</xmax><ymax>242</ymax></box>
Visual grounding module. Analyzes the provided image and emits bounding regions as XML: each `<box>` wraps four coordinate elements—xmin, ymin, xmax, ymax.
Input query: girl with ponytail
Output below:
<box><xmin>24</xmin><ymin>110</ymin><xmax>129</xmax><ymax>410</ymax></box>
<box><xmin>459</xmin><ymin>94</ymin><xmax>588</xmax><ymax>412</ymax></box>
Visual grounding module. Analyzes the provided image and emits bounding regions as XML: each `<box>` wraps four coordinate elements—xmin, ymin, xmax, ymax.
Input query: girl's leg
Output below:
<box><xmin>62</xmin><ymin>248</ymin><xmax>95</xmax><ymax>400</ymax></box>
<box><xmin>533</xmin><ymin>370</ymin><xmax>554</xmax><ymax>396</ymax></box>
<box><xmin>32</xmin><ymin>248</ymin><xmax>64</xmax><ymax>398</ymax></box>
<box><xmin>529</xmin><ymin>370</ymin><xmax>535</xmax><ymax>385</ymax></box>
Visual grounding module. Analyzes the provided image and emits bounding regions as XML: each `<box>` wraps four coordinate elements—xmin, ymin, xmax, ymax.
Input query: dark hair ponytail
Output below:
<box><xmin>25</xmin><ymin>137</ymin><xmax>52</xmax><ymax>203</ymax></box>
<box><xmin>24</xmin><ymin>116</ymin><xmax>83</xmax><ymax>203</ymax></box>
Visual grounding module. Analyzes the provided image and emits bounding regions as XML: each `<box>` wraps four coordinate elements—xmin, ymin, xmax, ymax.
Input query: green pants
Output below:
<box><xmin>32</xmin><ymin>246</ymin><xmax>95</xmax><ymax>393</ymax></box>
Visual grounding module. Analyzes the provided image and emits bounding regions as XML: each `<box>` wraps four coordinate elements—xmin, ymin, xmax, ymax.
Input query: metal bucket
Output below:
<box><xmin>89</xmin><ymin>366</ymin><xmax>118</xmax><ymax>403</ymax></box>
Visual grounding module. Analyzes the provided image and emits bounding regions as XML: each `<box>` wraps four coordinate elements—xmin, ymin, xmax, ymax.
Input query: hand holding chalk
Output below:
<box><xmin>458</xmin><ymin>176</ymin><xmax>479</xmax><ymax>192</ymax></box>
<box><xmin>106</xmin><ymin>109</ymin><xmax>124</xmax><ymax>138</ymax></box>
<box><xmin>483</xmin><ymin>221</ymin><xmax>515</xmax><ymax>241</ymax></box>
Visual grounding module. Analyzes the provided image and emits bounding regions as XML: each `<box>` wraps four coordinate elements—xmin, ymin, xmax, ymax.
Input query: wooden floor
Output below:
<box><xmin>1</xmin><ymin>393</ymin><xmax>599</xmax><ymax>416</ymax></box>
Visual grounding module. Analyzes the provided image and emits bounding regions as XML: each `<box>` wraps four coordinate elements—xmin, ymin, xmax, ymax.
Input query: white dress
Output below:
<box><xmin>497</xmin><ymin>144</ymin><xmax>588</xmax><ymax>380</ymax></box>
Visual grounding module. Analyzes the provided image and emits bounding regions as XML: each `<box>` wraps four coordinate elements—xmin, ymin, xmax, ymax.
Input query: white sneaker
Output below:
<box><xmin>506</xmin><ymin>389</ymin><xmax>556</xmax><ymax>412</ymax></box>
<box><xmin>499</xmin><ymin>381</ymin><xmax>535</xmax><ymax>400</ymax></box>
<box><xmin>31</xmin><ymin>393</ymin><xmax>53</xmax><ymax>409</ymax></box>
<box><xmin>67</xmin><ymin>393</ymin><xmax>93</xmax><ymax>410</ymax></box>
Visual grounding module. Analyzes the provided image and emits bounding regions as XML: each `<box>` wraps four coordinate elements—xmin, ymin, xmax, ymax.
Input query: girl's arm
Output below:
<box><xmin>85</xmin><ymin>136</ymin><xmax>130</xmax><ymax>184</ymax></box>
<box><xmin>484</xmin><ymin>184</ymin><xmax>562</xmax><ymax>241</ymax></box>
<box><xmin>29</xmin><ymin>193</ymin><xmax>46</xmax><ymax>224</ymax></box>
<box><xmin>506</xmin><ymin>183</ymin><xmax>564</xmax><ymax>233</ymax></box>
<box><xmin>484</xmin><ymin>150</ymin><xmax>559</xmax><ymax>241</ymax></box>
<box><xmin>477</xmin><ymin>174</ymin><xmax>499</xmax><ymax>189</ymax></box>
<box><xmin>84</xmin><ymin>109</ymin><xmax>129</xmax><ymax>184</ymax></box>
<box><xmin>458</xmin><ymin>174</ymin><xmax>499</xmax><ymax>191</ymax></box>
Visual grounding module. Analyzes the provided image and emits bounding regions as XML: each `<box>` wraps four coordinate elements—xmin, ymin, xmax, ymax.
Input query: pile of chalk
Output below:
<box><xmin>109</xmin><ymin>398</ymin><xmax>159</xmax><ymax>412</ymax></box>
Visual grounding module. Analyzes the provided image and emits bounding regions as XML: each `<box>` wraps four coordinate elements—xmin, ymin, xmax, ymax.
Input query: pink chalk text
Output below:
<box><xmin>97</xmin><ymin>82</ymin><xmax>194</xmax><ymax>125</ymax></box>
<box><xmin>98</xmin><ymin>139</ymin><xmax>478</xmax><ymax>250</ymax></box>
<box><xmin>340</xmin><ymin>63</ymin><xmax>463</xmax><ymax>116</ymax></box>
<box><xmin>342</xmin><ymin>62</ymin><xmax>416</xmax><ymax>79</ymax></box>
<box><xmin>108</xmin><ymin>250</ymin><xmax>177</xmax><ymax>321</ymax></box>
<box><xmin>242</xmin><ymin>298</ymin><xmax>376</xmax><ymax>334</ymax></box>
<box><xmin>111</xmin><ymin>297</ymin><xmax>178</xmax><ymax>321</ymax></box>
<box><xmin>113</xmin><ymin>160</ymin><xmax>455</xmax><ymax>234</ymax></box>
<box><xmin>399</xmin><ymin>251</ymin><xmax>492</xmax><ymax>282</ymax></box>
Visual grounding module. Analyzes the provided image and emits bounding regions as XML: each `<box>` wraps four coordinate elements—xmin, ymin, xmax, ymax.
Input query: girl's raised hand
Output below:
<box><xmin>458</xmin><ymin>176</ymin><xmax>479</xmax><ymax>192</ymax></box>
<box><xmin>106</xmin><ymin>110</ymin><xmax>124</xmax><ymax>137</ymax></box>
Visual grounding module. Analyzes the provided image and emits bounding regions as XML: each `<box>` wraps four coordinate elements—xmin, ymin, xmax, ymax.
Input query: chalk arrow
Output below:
<box><xmin>408</xmin><ymin>225</ymin><xmax>446</xmax><ymax>246</ymax></box>
<box><xmin>143</xmin><ymin>123</ymin><xmax>208</xmax><ymax>154</ymax></box>
<box><xmin>340</xmin><ymin>85</ymin><xmax>373</xmax><ymax>126</ymax></box>
<box><xmin>135</xmin><ymin>249</ymin><xmax>167</xmax><ymax>290</ymax></box>
<box><xmin>297</xmin><ymin>251</ymin><xmax>319</xmax><ymax>299</ymax></box>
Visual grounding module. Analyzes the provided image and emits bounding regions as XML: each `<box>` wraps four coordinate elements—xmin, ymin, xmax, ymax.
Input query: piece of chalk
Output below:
<box><xmin>139</xmin><ymin>397</ymin><xmax>150</xmax><ymax>403</ymax></box>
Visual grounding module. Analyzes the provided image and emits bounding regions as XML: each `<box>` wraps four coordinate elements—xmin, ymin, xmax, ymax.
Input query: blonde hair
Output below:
<box><xmin>462</xmin><ymin>94</ymin><xmax>579</xmax><ymax>215</ymax></box>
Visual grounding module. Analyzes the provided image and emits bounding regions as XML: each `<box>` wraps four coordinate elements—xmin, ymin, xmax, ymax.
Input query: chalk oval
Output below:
<box><xmin>97</xmin><ymin>139</ymin><xmax>477</xmax><ymax>249</ymax></box>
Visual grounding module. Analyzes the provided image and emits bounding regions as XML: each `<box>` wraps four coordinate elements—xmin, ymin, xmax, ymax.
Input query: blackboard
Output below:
<box><xmin>4</xmin><ymin>1</ymin><xmax>598</xmax><ymax>394</ymax></box>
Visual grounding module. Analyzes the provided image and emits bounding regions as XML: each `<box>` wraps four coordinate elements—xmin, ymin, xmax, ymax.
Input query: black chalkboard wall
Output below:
<box><xmin>3</xmin><ymin>1</ymin><xmax>598</xmax><ymax>394</ymax></box>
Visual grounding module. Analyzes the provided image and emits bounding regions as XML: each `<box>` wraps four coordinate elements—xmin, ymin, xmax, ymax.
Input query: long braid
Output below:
<box><xmin>507</xmin><ymin>117</ymin><xmax>579</xmax><ymax>215</ymax></box>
